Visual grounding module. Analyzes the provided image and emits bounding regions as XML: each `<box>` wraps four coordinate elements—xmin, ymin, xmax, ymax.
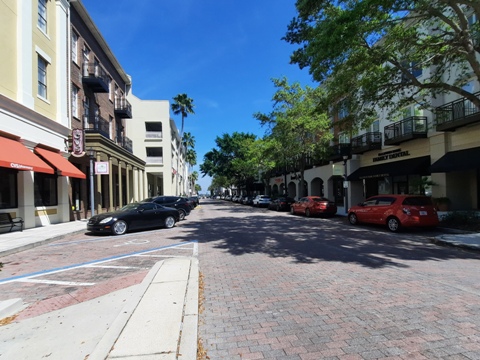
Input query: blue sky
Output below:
<box><xmin>82</xmin><ymin>0</ymin><xmax>316</xmax><ymax>192</ymax></box>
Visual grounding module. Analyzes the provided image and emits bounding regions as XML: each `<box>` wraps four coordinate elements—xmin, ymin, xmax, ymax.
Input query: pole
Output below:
<box><xmin>343</xmin><ymin>157</ymin><xmax>348</xmax><ymax>215</ymax></box>
<box><xmin>90</xmin><ymin>153</ymin><xmax>95</xmax><ymax>217</ymax></box>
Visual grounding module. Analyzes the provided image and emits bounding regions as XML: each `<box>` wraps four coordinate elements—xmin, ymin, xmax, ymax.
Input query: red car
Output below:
<box><xmin>290</xmin><ymin>196</ymin><xmax>338</xmax><ymax>217</ymax></box>
<box><xmin>347</xmin><ymin>195</ymin><xmax>439</xmax><ymax>232</ymax></box>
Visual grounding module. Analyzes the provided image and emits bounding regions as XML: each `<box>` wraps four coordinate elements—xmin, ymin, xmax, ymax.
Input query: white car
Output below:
<box><xmin>252</xmin><ymin>195</ymin><xmax>271</xmax><ymax>207</ymax></box>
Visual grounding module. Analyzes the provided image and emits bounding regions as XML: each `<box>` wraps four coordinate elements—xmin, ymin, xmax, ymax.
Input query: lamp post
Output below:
<box><xmin>88</xmin><ymin>147</ymin><xmax>95</xmax><ymax>217</ymax></box>
<box><xmin>343</xmin><ymin>155</ymin><xmax>349</xmax><ymax>215</ymax></box>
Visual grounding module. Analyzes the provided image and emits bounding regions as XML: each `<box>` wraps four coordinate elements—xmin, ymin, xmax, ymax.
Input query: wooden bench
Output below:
<box><xmin>0</xmin><ymin>213</ymin><xmax>24</xmax><ymax>232</ymax></box>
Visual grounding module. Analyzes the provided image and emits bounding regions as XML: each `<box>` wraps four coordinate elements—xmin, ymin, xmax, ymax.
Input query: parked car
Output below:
<box><xmin>347</xmin><ymin>194</ymin><xmax>439</xmax><ymax>232</ymax></box>
<box><xmin>87</xmin><ymin>202</ymin><xmax>179</xmax><ymax>235</ymax></box>
<box><xmin>268</xmin><ymin>197</ymin><xmax>295</xmax><ymax>211</ymax></box>
<box><xmin>189</xmin><ymin>196</ymin><xmax>200</xmax><ymax>207</ymax></box>
<box><xmin>252</xmin><ymin>195</ymin><xmax>271</xmax><ymax>207</ymax></box>
<box><xmin>142</xmin><ymin>196</ymin><xmax>191</xmax><ymax>220</ymax></box>
<box><xmin>242</xmin><ymin>196</ymin><xmax>254</xmax><ymax>205</ymax></box>
<box><xmin>290</xmin><ymin>196</ymin><xmax>337</xmax><ymax>217</ymax></box>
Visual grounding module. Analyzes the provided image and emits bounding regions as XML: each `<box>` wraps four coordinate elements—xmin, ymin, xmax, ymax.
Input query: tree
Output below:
<box><xmin>200</xmin><ymin>132</ymin><xmax>260</xmax><ymax>192</ymax></box>
<box><xmin>254</xmin><ymin>77</ymin><xmax>332</xmax><ymax>198</ymax></box>
<box><xmin>172</xmin><ymin>95</ymin><xmax>195</xmax><ymax>195</ymax></box>
<box><xmin>171</xmin><ymin>94</ymin><xmax>195</xmax><ymax>138</ymax></box>
<box><xmin>284</xmin><ymin>0</ymin><xmax>480</xmax><ymax>128</ymax></box>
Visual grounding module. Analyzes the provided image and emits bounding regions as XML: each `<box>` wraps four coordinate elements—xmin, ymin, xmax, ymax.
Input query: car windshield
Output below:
<box><xmin>402</xmin><ymin>197</ymin><xmax>433</xmax><ymax>206</ymax></box>
<box><xmin>120</xmin><ymin>203</ymin><xmax>142</xmax><ymax>211</ymax></box>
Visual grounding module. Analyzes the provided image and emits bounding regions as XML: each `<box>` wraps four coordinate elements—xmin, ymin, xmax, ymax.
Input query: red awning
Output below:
<box><xmin>35</xmin><ymin>147</ymin><xmax>86</xmax><ymax>179</ymax></box>
<box><xmin>0</xmin><ymin>137</ymin><xmax>54</xmax><ymax>174</ymax></box>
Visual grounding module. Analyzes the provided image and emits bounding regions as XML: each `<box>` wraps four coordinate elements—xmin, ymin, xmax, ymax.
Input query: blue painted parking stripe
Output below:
<box><xmin>0</xmin><ymin>241</ymin><xmax>197</xmax><ymax>285</ymax></box>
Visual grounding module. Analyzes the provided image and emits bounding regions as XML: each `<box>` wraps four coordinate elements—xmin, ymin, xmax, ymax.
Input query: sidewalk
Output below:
<box><xmin>0</xmin><ymin>221</ymin><xmax>198</xmax><ymax>360</ymax></box>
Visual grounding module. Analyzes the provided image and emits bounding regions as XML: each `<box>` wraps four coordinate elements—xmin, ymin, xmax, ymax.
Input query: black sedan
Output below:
<box><xmin>87</xmin><ymin>202</ymin><xmax>179</xmax><ymax>235</ymax></box>
<box><xmin>268</xmin><ymin>197</ymin><xmax>296</xmax><ymax>211</ymax></box>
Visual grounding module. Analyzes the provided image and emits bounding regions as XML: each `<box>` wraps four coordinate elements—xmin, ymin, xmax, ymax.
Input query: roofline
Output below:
<box><xmin>70</xmin><ymin>0</ymin><xmax>131</xmax><ymax>86</ymax></box>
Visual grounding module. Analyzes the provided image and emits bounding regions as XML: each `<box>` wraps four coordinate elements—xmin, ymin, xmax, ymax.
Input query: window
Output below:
<box><xmin>0</xmin><ymin>169</ymin><xmax>18</xmax><ymax>209</ymax></box>
<box><xmin>38</xmin><ymin>56</ymin><xmax>48</xmax><ymax>99</ymax></box>
<box><xmin>83</xmin><ymin>46</ymin><xmax>90</xmax><ymax>66</ymax></box>
<box><xmin>371</xmin><ymin>120</ymin><xmax>379</xmax><ymax>132</ymax></box>
<box><xmin>338</xmin><ymin>132</ymin><xmax>350</xmax><ymax>144</ymax></box>
<box><xmin>34</xmin><ymin>173</ymin><xmax>58</xmax><ymax>206</ymax></box>
<box><xmin>71</xmin><ymin>85</ymin><xmax>79</xmax><ymax>118</ymax></box>
<box><xmin>71</xmin><ymin>31</ymin><xmax>79</xmax><ymax>63</ymax></box>
<box><xmin>38</xmin><ymin>0</ymin><xmax>47</xmax><ymax>33</ymax></box>
<box><xmin>84</xmin><ymin>97</ymin><xmax>90</xmax><ymax>126</ymax></box>
<box><xmin>146</xmin><ymin>147</ymin><xmax>163</xmax><ymax>157</ymax></box>
<box><xmin>338</xmin><ymin>101</ymin><xmax>349</xmax><ymax>120</ymax></box>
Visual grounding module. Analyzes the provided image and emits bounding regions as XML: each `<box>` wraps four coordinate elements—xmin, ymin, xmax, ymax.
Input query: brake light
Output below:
<box><xmin>318</xmin><ymin>201</ymin><xmax>328</xmax><ymax>209</ymax></box>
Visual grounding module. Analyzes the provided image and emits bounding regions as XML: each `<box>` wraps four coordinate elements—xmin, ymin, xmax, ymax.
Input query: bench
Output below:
<box><xmin>0</xmin><ymin>213</ymin><xmax>24</xmax><ymax>232</ymax></box>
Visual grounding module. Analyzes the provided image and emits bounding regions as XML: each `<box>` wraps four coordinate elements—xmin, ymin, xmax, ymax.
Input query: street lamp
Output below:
<box><xmin>343</xmin><ymin>155</ymin><xmax>349</xmax><ymax>214</ymax></box>
<box><xmin>88</xmin><ymin>147</ymin><xmax>96</xmax><ymax>217</ymax></box>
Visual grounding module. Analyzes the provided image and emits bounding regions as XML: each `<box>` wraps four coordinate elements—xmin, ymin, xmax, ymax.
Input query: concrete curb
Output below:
<box><xmin>89</xmin><ymin>257</ymin><xmax>198</xmax><ymax>360</ymax></box>
<box><xmin>88</xmin><ymin>260</ymin><xmax>166</xmax><ymax>360</ymax></box>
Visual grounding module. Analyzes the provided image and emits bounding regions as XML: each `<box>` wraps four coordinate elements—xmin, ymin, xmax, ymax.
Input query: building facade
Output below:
<box><xmin>68</xmin><ymin>0</ymin><xmax>146</xmax><ymax>219</ymax></box>
<box><xmin>126</xmin><ymin>95</ymin><xmax>187</xmax><ymax>198</ymax></box>
<box><xmin>0</xmin><ymin>0</ymin><xmax>87</xmax><ymax>231</ymax></box>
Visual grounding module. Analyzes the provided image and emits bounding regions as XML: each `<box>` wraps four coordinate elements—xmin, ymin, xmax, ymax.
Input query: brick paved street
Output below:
<box><xmin>194</xmin><ymin>200</ymin><xmax>480</xmax><ymax>360</ymax></box>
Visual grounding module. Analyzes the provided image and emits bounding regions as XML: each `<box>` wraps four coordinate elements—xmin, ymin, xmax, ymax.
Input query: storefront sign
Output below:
<box><xmin>373</xmin><ymin>148</ymin><xmax>410</xmax><ymax>162</ymax></box>
<box><xmin>71</xmin><ymin>129</ymin><xmax>85</xmax><ymax>157</ymax></box>
<box><xmin>95</xmin><ymin>162</ymin><xmax>109</xmax><ymax>175</ymax></box>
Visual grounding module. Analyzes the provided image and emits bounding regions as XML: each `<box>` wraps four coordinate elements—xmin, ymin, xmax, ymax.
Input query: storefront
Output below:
<box><xmin>347</xmin><ymin>148</ymin><xmax>432</xmax><ymax>199</ymax></box>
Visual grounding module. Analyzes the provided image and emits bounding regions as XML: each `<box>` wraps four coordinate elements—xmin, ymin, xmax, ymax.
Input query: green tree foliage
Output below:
<box><xmin>171</xmin><ymin>94</ymin><xmax>195</xmax><ymax>138</ymax></box>
<box><xmin>284</xmin><ymin>0</ymin><xmax>480</xmax><ymax>128</ymax></box>
<box><xmin>200</xmin><ymin>132</ymin><xmax>260</xmax><ymax>189</ymax></box>
<box><xmin>254</xmin><ymin>77</ymin><xmax>332</xmax><ymax>197</ymax></box>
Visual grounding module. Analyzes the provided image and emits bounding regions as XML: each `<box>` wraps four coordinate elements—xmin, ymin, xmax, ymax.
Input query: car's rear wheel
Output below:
<box><xmin>112</xmin><ymin>220</ymin><xmax>127</xmax><ymax>235</ymax></box>
<box><xmin>348</xmin><ymin>213</ymin><xmax>358</xmax><ymax>225</ymax></box>
<box><xmin>387</xmin><ymin>217</ymin><xmax>401</xmax><ymax>232</ymax></box>
<box><xmin>305</xmin><ymin>208</ymin><xmax>311</xmax><ymax>217</ymax></box>
<box><xmin>164</xmin><ymin>215</ymin><xmax>176</xmax><ymax>229</ymax></box>
<box><xmin>178</xmin><ymin>209</ymin><xmax>186</xmax><ymax>221</ymax></box>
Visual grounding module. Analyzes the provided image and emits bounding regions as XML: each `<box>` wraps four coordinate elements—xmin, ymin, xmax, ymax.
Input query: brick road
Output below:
<box><xmin>195</xmin><ymin>201</ymin><xmax>480</xmax><ymax>360</ymax></box>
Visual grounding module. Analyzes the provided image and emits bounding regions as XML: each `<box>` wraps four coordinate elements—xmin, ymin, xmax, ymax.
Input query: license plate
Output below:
<box><xmin>419</xmin><ymin>211</ymin><xmax>427</xmax><ymax>216</ymax></box>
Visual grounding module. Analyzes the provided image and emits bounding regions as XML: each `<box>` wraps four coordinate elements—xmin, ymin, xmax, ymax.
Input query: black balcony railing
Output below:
<box><xmin>114</xmin><ymin>97</ymin><xmax>132</xmax><ymax>118</ymax></box>
<box><xmin>84</xmin><ymin>114</ymin><xmax>110</xmax><ymax>138</ymax></box>
<box><xmin>327</xmin><ymin>143</ymin><xmax>351</xmax><ymax>161</ymax></box>
<box><xmin>435</xmin><ymin>91</ymin><xmax>480</xmax><ymax>131</ymax></box>
<box><xmin>351</xmin><ymin>132</ymin><xmax>382</xmax><ymax>154</ymax></box>
<box><xmin>384</xmin><ymin>116</ymin><xmax>428</xmax><ymax>145</ymax></box>
<box><xmin>82</xmin><ymin>62</ymin><xmax>109</xmax><ymax>93</ymax></box>
<box><xmin>115</xmin><ymin>135</ymin><xmax>133</xmax><ymax>153</ymax></box>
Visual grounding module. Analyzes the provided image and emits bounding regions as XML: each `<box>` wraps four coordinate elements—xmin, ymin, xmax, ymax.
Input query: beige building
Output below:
<box><xmin>0</xmin><ymin>0</ymin><xmax>86</xmax><ymax>231</ymax></box>
<box><xmin>126</xmin><ymin>94</ymin><xmax>187</xmax><ymax>198</ymax></box>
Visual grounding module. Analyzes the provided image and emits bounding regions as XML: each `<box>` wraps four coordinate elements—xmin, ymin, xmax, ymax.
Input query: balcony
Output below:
<box><xmin>145</xmin><ymin>131</ymin><xmax>163</xmax><ymax>139</ymax></box>
<box><xmin>146</xmin><ymin>156</ymin><xmax>163</xmax><ymax>164</ymax></box>
<box><xmin>384</xmin><ymin>116</ymin><xmax>427</xmax><ymax>145</ymax></box>
<box><xmin>327</xmin><ymin>143</ymin><xmax>351</xmax><ymax>161</ymax></box>
<box><xmin>115</xmin><ymin>135</ymin><xmax>133</xmax><ymax>153</ymax></box>
<box><xmin>84</xmin><ymin>114</ymin><xmax>110</xmax><ymax>138</ymax></box>
<box><xmin>435</xmin><ymin>92</ymin><xmax>480</xmax><ymax>131</ymax></box>
<box><xmin>351</xmin><ymin>132</ymin><xmax>382</xmax><ymax>154</ymax></box>
<box><xmin>114</xmin><ymin>97</ymin><xmax>132</xmax><ymax>118</ymax></box>
<box><xmin>82</xmin><ymin>62</ymin><xmax>109</xmax><ymax>93</ymax></box>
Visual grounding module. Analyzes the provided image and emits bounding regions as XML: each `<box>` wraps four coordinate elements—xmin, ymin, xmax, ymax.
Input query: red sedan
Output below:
<box><xmin>290</xmin><ymin>196</ymin><xmax>338</xmax><ymax>217</ymax></box>
<box><xmin>347</xmin><ymin>195</ymin><xmax>439</xmax><ymax>232</ymax></box>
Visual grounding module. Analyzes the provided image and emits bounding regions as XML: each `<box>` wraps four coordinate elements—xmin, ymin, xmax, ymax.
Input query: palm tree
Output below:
<box><xmin>171</xmin><ymin>94</ymin><xmax>194</xmax><ymax>195</ymax></box>
<box><xmin>182</xmin><ymin>132</ymin><xmax>195</xmax><ymax>151</ymax></box>
<box><xmin>171</xmin><ymin>94</ymin><xmax>195</xmax><ymax>138</ymax></box>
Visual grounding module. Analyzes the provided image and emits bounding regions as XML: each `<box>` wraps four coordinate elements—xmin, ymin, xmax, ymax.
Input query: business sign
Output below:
<box><xmin>373</xmin><ymin>148</ymin><xmax>410</xmax><ymax>162</ymax></box>
<box><xmin>71</xmin><ymin>129</ymin><xmax>85</xmax><ymax>157</ymax></box>
<box><xmin>95</xmin><ymin>162</ymin><xmax>109</xmax><ymax>175</ymax></box>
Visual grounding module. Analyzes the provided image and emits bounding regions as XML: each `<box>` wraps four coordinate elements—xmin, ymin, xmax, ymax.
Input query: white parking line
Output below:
<box><xmin>85</xmin><ymin>265</ymin><xmax>139</xmax><ymax>269</ymax></box>
<box><xmin>17</xmin><ymin>279</ymin><xmax>95</xmax><ymax>286</ymax></box>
